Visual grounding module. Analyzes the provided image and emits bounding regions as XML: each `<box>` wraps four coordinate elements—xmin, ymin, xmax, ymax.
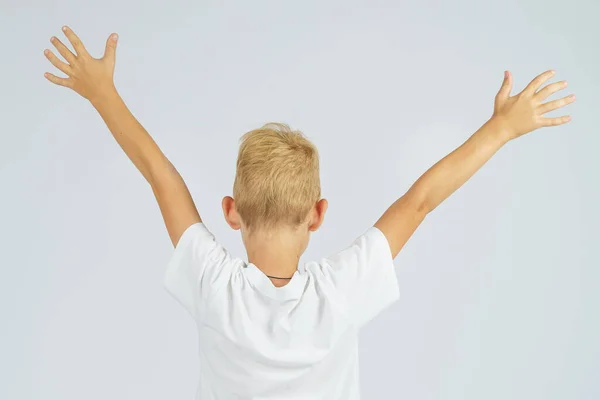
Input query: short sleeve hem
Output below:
<box><xmin>354</xmin><ymin>226</ymin><xmax>400</xmax><ymax>327</ymax></box>
<box><xmin>165</xmin><ymin>222</ymin><xmax>207</xmax><ymax>278</ymax></box>
<box><xmin>163</xmin><ymin>222</ymin><xmax>214</xmax><ymax>319</ymax></box>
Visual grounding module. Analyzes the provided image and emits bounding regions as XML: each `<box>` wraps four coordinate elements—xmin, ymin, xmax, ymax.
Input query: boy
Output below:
<box><xmin>43</xmin><ymin>27</ymin><xmax>575</xmax><ymax>400</ymax></box>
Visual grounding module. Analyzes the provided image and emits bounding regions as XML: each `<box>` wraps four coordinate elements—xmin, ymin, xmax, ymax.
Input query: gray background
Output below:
<box><xmin>1</xmin><ymin>0</ymin><xmax>598</xmax><ymax>399</ymax></box>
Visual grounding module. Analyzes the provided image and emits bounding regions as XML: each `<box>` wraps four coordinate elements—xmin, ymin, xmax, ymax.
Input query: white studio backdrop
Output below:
<box><xmin>1</xmin><ymin>0</ymin><xmax>598</xmax><ymax>399</ymax></box>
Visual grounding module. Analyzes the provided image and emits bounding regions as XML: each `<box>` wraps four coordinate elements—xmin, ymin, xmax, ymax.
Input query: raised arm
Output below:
<box><xmin>375</xmin><ymin>70</ymin><xmax>575</xmax><ymax>258</ymax></box>
<box><xmin>44</xmin><ymin>26</ymin><xmax>200</xmax><ymax>246</ymax></box>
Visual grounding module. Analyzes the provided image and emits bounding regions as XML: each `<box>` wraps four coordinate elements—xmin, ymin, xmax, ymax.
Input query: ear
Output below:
<box><xmin>308</xmin><ymin>198</ymin><xmax>328</xmax><ymax>232</ymax></box>
<box><xmin>222</xmin><ymin>196</ymin><xmax>242</xmax><ymax>230</ymax></box>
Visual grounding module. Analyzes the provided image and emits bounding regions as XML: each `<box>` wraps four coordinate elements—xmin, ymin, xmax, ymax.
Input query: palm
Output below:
<box><xmin>493</xmin><ymin>70</ymin><xmax>575</xmax><ymax>140</ymax></box>
<box><xmin>44</xmin><ymin>26</ymin><xmax>118</xmax><ymax>102</ymax></box>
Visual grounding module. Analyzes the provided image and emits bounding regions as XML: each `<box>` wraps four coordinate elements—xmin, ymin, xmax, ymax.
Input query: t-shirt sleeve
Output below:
<box><xmin>163</xmin><ymin>222</ymin><xmax>234</xmax><ymax>320</ymax></box>
<box><xmin>321</xmin><ymin>226</ymin><xmax>400</xmax><ymax>327</ymax></box>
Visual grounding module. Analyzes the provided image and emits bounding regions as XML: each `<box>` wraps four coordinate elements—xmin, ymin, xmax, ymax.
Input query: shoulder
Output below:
<box><xmin>311</xmin><ymin>226</ymin><xmax>391</xmax><ymax>270</ymax></box>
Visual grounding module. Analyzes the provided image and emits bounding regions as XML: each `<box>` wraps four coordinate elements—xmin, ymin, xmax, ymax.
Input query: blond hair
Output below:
<box><xmin>233</xmin><ymin>123</ymin><xmax>321</xmax><ymax>232</ymax></box>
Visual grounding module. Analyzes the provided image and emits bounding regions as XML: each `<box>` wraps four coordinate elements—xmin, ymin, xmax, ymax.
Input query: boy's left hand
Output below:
<box><xmin>44</xmin><ymin>26</ymin><xmax>119</xmax><ymax>103</ymax></box>
<box><xmin>492</xmin><ymin>70</ymin><xmax>576</xmax><ymax>141</ymax></box>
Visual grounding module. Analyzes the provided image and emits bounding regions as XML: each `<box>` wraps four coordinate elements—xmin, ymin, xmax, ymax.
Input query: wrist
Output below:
<box><xmin>486</xmin><ymin>116</ymin><xmax>515</xmax><ymax>144</ymax></box>
<box><xmin>89</xmin><ymin>85</ymin><xmax>119</xmax><ymax>108</ymax></box>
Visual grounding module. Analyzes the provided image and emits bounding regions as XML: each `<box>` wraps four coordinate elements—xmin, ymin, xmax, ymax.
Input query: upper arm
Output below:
<box><xmin>374</xmin><ymin>191</ymin><xmax>427</xmax><ymax>259</ymax></box>
<box><xmin>148</xmin><ymin>156</ymin><xmax>202</xmax><ymax>247</ymax></box>
<box><xmin>321</xmin><ymin>226</ymin><xmax>400</xmax><ymax>327</ymax></box>
<box><xmin>163</xmin><ymin>222</ymin><xmax>235</xmax><ymax>319</ymax></box>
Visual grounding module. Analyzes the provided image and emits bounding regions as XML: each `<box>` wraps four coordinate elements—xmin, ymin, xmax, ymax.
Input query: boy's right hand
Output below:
<box><xmin>44</xmin><ymin>26</ymin><xmax>119</xmax><ymax>103</ymax></box>
<box><xmin>43</xmin><ymin>26</ymin><xmax>202</xmax><ymax>247</ymax></box>
<box><xmin>492</xmin><ymin>70</ymin><xmax>576</xmax><ymax>142</ymax></box>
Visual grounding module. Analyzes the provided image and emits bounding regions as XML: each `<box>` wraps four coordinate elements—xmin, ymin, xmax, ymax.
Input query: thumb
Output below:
<box><xmin>496</xmin><ymin>70</ymin><xmax>512</xmax><ymax>102</ymax></box>
<box><xmin>103</xmin><ymin>33</ymin><xmax>119</xmax><ymax>65</ymax></box>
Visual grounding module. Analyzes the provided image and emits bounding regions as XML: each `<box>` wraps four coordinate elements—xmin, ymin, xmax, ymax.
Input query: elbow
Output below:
<box><xmin>407</xmin><ymin>189</ymin><xmax>431</xmax><ymax>216</ymax></box>
<box><xmin>416</xmin><ymin>202</ymin><xmax>430</xmax><ymax>219</ymax></box>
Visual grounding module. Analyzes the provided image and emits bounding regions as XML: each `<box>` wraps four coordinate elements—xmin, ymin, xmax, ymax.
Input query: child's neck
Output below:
<box><xmin>243</xmin><ymin>228</ymin><xmax>306</xmax><ymax>288</ymax></box>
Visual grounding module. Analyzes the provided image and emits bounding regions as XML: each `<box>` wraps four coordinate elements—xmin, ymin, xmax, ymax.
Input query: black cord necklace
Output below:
<box><xmin>266</xmin><ymin>275</ymin><xmax>293</xmax><ymax>280</ymax></box>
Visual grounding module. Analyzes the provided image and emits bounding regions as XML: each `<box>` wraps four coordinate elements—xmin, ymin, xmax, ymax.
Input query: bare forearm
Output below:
<box><xmin>409</xmin><ymin>117</ymin><xmax>511</xmax><ymax>214</ymax></box>
<box><xmin>92</xmin><ymin>89</ymin><xmax>201</xmax><ymax>243</ymax></box>
<box><xmin>91</xmin><ymin>89</ymin><xmax>166</xmax><ymax>185</ymax></box>
<box><xmin>44</xmin><ymin>27</ymin><xmax>203</xmax><ymax>245</ymax></box>
<box><xmin>374</xmin><ymin>70</ymin><xmax>573</xmax><ymax>258</ymax></box>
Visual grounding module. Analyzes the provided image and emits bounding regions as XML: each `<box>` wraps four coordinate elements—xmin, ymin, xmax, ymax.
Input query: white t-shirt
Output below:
<box><xmin>164</xmin><ymin>222</ymin><xmax>399</xmax><ymax>400</ymax></box>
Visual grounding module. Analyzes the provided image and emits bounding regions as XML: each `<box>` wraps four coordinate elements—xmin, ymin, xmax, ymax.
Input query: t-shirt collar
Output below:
<box><xmin>243</xmin><ymin>262</ymin><xmax>307</xmax><ymax>301</ymax></box>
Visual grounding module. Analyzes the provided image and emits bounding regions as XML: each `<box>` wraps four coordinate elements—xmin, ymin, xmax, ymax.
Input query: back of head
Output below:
<box><xmin>233</xmin><ymin>123</ymin><xmax>321</xmax><ymax>233</ymax></box>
